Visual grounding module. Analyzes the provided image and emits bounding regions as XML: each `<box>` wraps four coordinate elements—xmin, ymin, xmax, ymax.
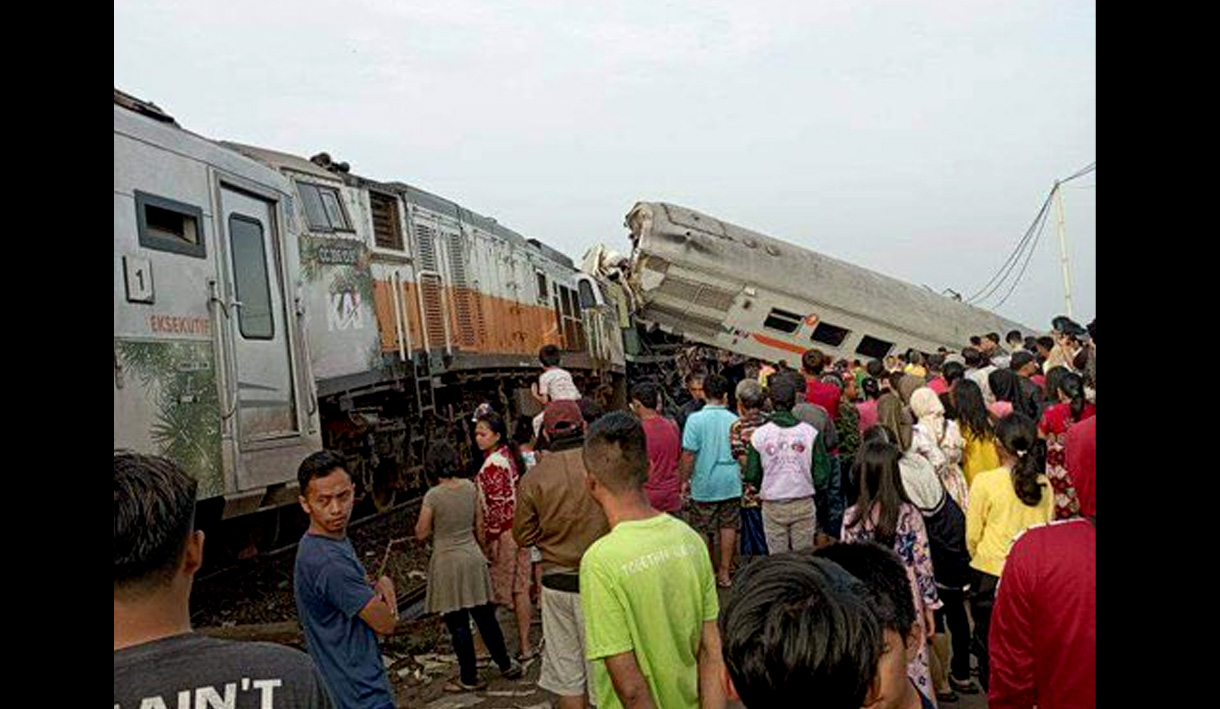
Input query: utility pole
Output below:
<box><xmin>1054</xmin><ymin>180</ymin><xmax>1073</xmax><ymax>318</ymax></box>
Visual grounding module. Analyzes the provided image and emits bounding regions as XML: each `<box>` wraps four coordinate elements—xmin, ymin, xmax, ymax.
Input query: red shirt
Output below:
<box><xmin>805</xmin><ymin>379</ymin><xmax>841</xmax><ymax>420</ymax></box>
<box><xmin>989</xmin><ymin>519</ymin><xmax>1096</xmax><ymax>709</ymax></box>
<box><xmin>927</xmin><ymin>377</ymin><xmax>950</xmax><ymax>395</ymax></box>
<box><xmin>641</xmin><ymin>416</ymin><xmax>683</xmax><ymax>513</ymax></box>
<box><xmin>1064</xmin><ymin>415</ymin><xmax>1096</xmax><ymax>517</ymax></box>
<box><xmin>476</xmin><ymin>445</ymin><xmax>520</xmax><ymax>537</ymax></box>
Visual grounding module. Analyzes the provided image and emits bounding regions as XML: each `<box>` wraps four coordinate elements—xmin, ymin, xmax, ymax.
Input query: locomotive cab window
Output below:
<box><xmin>134</xmin><ymin>191</ymin><xmax>205</xmax><ymax>258</ymax></box>
<box><xmin>810</xmin><ymin>321</ymin><xmax>851</xmax><ymax>347</ymax></box>
<box><xmin>855</xmin><ymin>335</ymin><xmax>894</xmax><ymax>359</ymax></box>
<box><xmin>229</xmin><ymin>215</ymin><xmax>274</xmax><ymax>340</ymax></box>
<box><xmin>296</xmin><ymin>181</ymin><xmax>353</xmax><ymax>233</ymax></box>
<box><xmin>763</xmin><ymin>308</ymin><xmax>802</xmax><ymax>334</ymax></box>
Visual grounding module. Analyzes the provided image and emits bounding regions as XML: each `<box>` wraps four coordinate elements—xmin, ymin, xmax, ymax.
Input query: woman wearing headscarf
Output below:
<box><xmin>910</xmin><ymin>387</ymin><xmax>970</xmax><ymax>512</ymax></box>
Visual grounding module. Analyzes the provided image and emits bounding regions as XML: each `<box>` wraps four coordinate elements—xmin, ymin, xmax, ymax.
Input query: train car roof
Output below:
<box><xmin>222</xmin><ymin>142</ymin><xmax>345</xmax><ymax>182</ymax></box>
<box><xmin>629</xmin><ymin>201</ymin><xmax>1034</xmax><ymax>342</ymax></box>
<box><xmin>224</xmin><ymin>141</ymin><xmax>574</xmax><ymax>269</ymax></box>
<box><xmin>114</xmin><ymin>89</ymin><xmax>294</xmax><ymax>197</ymax></box>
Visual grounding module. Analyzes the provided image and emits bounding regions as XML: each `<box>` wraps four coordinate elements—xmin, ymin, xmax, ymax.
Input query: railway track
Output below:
<box><xmin>192</xmin><ymin>495</ymin><xmax>429</xmax><ymax>629</ymax></box>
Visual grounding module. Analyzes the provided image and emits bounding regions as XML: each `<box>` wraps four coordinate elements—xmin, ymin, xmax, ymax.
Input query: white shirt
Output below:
<box><xmin>539</xmin><ymin>367</ymin><xmax>581</xmax><ymax>402</ymax></box>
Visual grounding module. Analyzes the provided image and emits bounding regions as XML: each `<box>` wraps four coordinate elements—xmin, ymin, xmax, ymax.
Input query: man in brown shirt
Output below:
<box><xmin>513</xmin><ymin>400</ymin><xmax>610</xmax><ymax>709</ymax></box>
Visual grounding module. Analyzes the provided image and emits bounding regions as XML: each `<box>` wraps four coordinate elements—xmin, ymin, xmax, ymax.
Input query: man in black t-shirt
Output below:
<box><xmin>114</xmin><ymin>452</ymin><xmax>332</xmax><ymax>709</ymax></box>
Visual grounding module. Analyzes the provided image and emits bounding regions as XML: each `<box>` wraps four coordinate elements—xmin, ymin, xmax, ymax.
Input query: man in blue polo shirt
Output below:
<box><xmin>294</xmin><ymin>451</ymin><xmax>399</xmax><ymax>709</ymax></box>
<box><xmin>679</xmin><ymin>372</ymin><xmax>742</xmax><ymax>588</ymax></box>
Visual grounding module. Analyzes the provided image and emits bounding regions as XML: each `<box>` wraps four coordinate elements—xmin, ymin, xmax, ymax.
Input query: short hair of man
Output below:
<box><xmin>114</xmin><ymin>451</ymin><xmax>198</xmax><ymax>598</ymax></box>
<box><xmin>802</xmin><ymin>348</ymin><xmax>827</xmax><ymax>375</ymax></box>
<box><xmin>1006</xmin><ymin>329</ymin><xmax>1023</xmax><ymax>343</ymax></box>
<box><xmin>630</xmin><ymin>381</ymin><xmax>660</xmax><ymax>410</ymax></box>
<box><xmin>942</xmin><ymin>361</ymin><xmax>966</xmax><ymax>385</ymax></box>
<box><xmin>1036</xmin><ymin>336</ymin><xmax>1054</xmax><ymax>352</ymax></box>
<box><xmin>1010</xmin><ymin>351</ymin><xmax>1036</xmax><ymax>372</ymax></box>
<box><xmin>962</xmin><ymin>347</ymin><xmax>984</xmax><ymax>368</ymax></box>
<box><xmin>985</xmin><ymin>332</ymin><xmax>1001</xmax><ymax>344</ymax></box>
<box><xmin>704</xmin><ymin>372</ymin><xmax>729</xmax><ymax>401</ymax></box>
<box><xmin>866</xmin><ymin>359</ymin><xmax>886</xmax><ymax>378</ymax></box>
<box><xmin>582</xmin><ymin>410</ymin><xmax>649</xmax><ymax>493</ymax></box>
<box><xmin>969</xmin><ymin>335</ymin><xmax>982</xmax><ymax>347</ymax></box>
<box><xmin>684</xmin><ymin>369</ymin><xmax>707</xmax><ymax>386</ymax></box>
<box><xmin>814</xmin><ymin>541</ymin><xmax>916</xmax><ymax>638</ymax></box>
<box><xmin>721</xmin><ymin>553</ymin><xmax>882</xmax><ymax>709</ymax></box>
<box><xmin>768</xmin><ymin>373</ymin><xmax>800</xmax><ymax>412</ymax></box>
<box><xmin>736</xmin><ymin>378</ymin><xmax>766</xmax><ymax>410</ymax></box>
<box><xmin>539</xmin><ymin>344</ymin><xmax>562</xmax><ymax>367</ymax></box>
<box><xmin>297</xmin><ymin>450</ymin><xmax>349</xmax><ymax>496</ymax></box>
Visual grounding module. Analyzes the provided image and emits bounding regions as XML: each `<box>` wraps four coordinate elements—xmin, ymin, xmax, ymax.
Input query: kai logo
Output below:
<box><xmin>326</xmin><ymin>291</ymin><xmax>363</xmax><ymax>331</ymax></box>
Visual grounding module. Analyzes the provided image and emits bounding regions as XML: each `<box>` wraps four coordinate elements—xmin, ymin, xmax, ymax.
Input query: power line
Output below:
<box><xmin>989</xmin><ymin>196</ymin><xmax>1053</xmax><ymax>310</ymax></box>
<box><xmin>964</xmin><ymin>160</ymin><xmax>1094</xmax><ymax>306</ymax></box>
<box><xmin>965</xmin><ymin>190</ymin><xmax>1053</xmax><ymax>304</ymax></box>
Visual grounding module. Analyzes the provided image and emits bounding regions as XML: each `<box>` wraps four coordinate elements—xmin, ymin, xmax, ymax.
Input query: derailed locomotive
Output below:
<box><xmin>114</xmin><ymin>89</ymin><xmax>624</xmax><ymax>539</ymax></box>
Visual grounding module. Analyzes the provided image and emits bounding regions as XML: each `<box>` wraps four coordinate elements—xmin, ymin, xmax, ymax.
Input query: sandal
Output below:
<box><xmin>949</xmin><ymin>676</ymin><xmax>979</xmax><ymax>694</ymax></box>
<box><xmin>444</xmin><ymin>679</ymin><xmax>487</xmax><ymax>692</ymax></box>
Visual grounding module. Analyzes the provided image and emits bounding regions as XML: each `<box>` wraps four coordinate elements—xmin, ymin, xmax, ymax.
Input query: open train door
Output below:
<box><xmin>215</xmin><ymin>182</ymin><xmax>317</xmax><ymax>515</ymax></box>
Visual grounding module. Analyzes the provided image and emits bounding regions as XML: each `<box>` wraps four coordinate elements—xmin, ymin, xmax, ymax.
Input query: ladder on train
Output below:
<box><xmin>406</xmin><ymin>353</ymin><xmax>435</xmax><ymax>485</ymax></box>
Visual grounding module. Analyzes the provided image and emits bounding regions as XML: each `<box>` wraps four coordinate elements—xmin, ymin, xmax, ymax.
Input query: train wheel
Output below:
<box><xmin>370</xmin><ymin>460</ymin><xmax>398</xmax><ymax>513</ymax></box>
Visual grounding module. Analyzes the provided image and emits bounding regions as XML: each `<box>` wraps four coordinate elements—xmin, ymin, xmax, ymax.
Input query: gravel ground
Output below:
<box><xmin>191</xmin><ymin>499</ymin><xmax>429</xmax><ymax>628</ymax></box>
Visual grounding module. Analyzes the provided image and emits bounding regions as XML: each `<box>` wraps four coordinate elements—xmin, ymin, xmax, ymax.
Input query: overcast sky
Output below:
<box><xmin>115</xmin><ymin>0</ymin><xmax>1095</xmax><ymax>329</ymax></box>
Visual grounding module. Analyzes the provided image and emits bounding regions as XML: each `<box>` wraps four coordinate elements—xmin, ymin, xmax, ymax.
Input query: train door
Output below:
<box><xmin>219</xmin><ymin>186</ymin><xmax>301</xmax><ymax>447</ymax></box>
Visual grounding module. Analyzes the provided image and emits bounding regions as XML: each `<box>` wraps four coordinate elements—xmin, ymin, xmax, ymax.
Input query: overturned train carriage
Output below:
<box><xmin>114</xmin><ymin>89</ymin><xmax>624</xmax><ymax>537</ymax></box>
<box><xmin>592</xmin><ymin>202</ymin><xmax>1031</xmax><ymax>367</ymax></box>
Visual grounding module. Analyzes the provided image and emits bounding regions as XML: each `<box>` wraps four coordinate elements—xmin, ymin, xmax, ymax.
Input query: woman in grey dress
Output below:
<box><xmin>415</xmin><ymin>440</ymin><xmax>523</xmax><ymax>691</ymax></box>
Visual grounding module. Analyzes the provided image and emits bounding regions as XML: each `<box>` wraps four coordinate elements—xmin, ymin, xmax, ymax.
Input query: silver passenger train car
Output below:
<box><xmin>592</xmin><ymin>201</ymin><xmax>1031</xmax><ymax>366</ymax></box>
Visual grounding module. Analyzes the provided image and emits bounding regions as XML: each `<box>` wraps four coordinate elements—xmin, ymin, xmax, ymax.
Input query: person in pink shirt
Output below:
<box><xmin>857</xmin><ymin>377</ymin><xmax>882</xmax><ymax>436</ymax></box>
<box><xmin>628</xmin><ymin>381</ymin><xmax>683</xmax><ymax>514</ymax></box>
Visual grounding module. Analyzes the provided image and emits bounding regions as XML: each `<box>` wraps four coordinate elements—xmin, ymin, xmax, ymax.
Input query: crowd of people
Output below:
<box><xmin>115</xmin><ymin>319</ymin><xmax>1096</xmax><ymax>709</ymax></box>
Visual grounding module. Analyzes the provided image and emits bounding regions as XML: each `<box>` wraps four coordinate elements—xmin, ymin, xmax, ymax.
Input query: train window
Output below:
<box><xmin>810</xmin><ymin>321</ymin><xmax>851</xmax><ymax>347</ymax></box>
<box><xmin>577</xmin><ymin>279</ymin><xmax>597</xmax><ymax>309</ymax></box>
<box><xmin>229</xmin><ymin>215</ymin><xmax>274</xmax><ymax>340</ymax></box>
<box><xmin>369</xmin><ymin>192</ymin><xmax>403</xmax><ymax>250</ymax></box>
<box><xmin>763</xmin><ymin>308</ymin><xmax>802</xmax><ymax>334</ymax></box>
<box><xmin>855</xmin><ymin>335</ymin><xmax>894</xmax><ymax>359</ymax></box>
<box><xmin>296</xmin><ymin>181</ymin><xmax>352</xmax><ymax>232</ymax></box>
<box><xmin>134</xmin><ymin>191</ymin><xmax>205</xmax><ymax>258</ymax></box>
<box><xmin>536</xmin><ymin>272</ymin><xmax>549</xmax><ymax>303</ymax></box>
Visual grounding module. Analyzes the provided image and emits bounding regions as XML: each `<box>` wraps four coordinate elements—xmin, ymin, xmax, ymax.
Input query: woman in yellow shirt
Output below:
<box><xmin>965</xmin><ymin>412</ymin><xmax>1053</xmax><ymax>692</ymax></box>
<box><xmin>952</xmin><ymin>379</ymin><xmax>1001</xmax><ymax>488</ymax></box>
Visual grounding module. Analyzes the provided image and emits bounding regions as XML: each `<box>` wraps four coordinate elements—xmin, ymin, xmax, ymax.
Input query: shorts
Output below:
<box><xmin>685</xmin><ymin>497</ymin><xmax>742</xmax><ymax>537</ymax></box>
<box><xmin>538</xmin><ymin>586</ymin><xmax>596</xmax><ymax>702</ymax></box>
<box><xmin>487</xmin><ymin>532</ymin><xmax>531</xmax><ymax>606</ymax></box>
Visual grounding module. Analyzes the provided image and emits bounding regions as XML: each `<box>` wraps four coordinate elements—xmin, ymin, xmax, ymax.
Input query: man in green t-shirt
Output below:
<box><xmin>580</xmin><ymin>411</ymin><xmax>726</xmax><ymax>709</ymax></box>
